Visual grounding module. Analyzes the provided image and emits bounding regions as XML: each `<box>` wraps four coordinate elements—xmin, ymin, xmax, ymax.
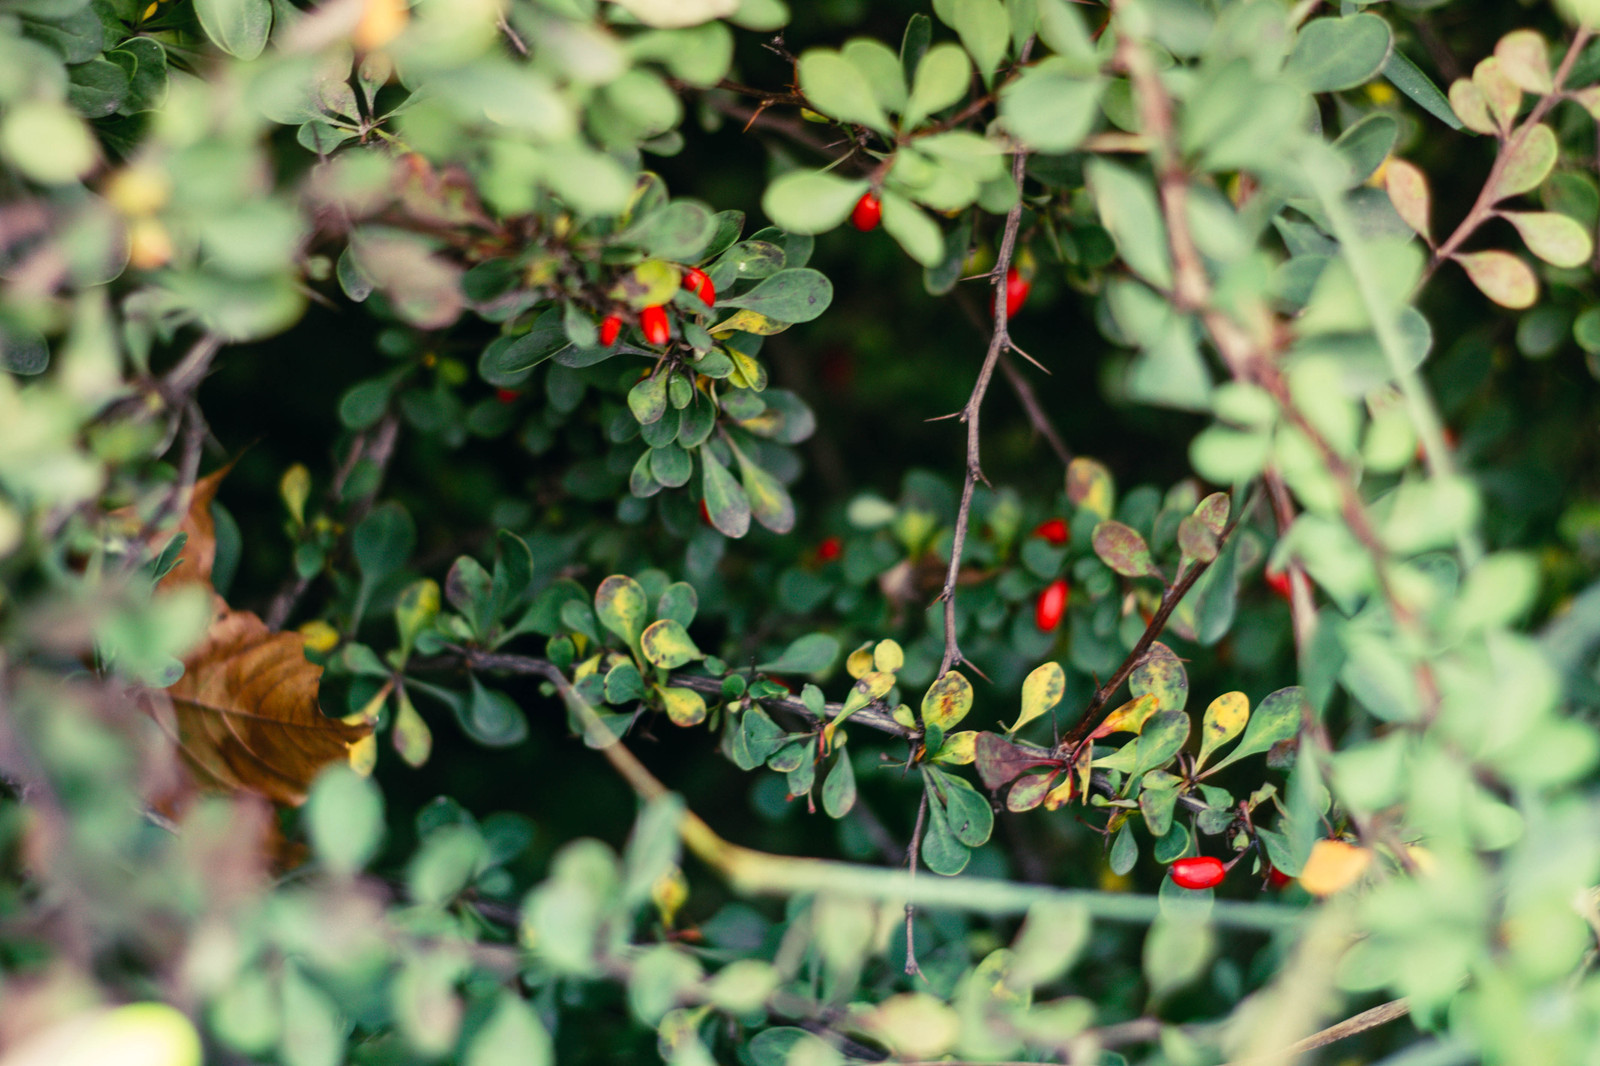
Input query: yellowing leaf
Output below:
<box><xmin>392</xmin><ymin>686</ymin><xmax>432</xmax><ymax>767</ymax></box>
<box><xmin>824</xmin><ymin>670</ymin><xmax>895</xmax><ymax>751</ymax></box>
<box><xmin>1196</xmin><ymin>691</ymin><xmax>1249</xmax><ymax>771</ymax></box>
<box><xmin>595</xmin><ymin>574</ymin><xmax>649</xmax><ymax>647</ymax></box>
<box><xmin>932</xmin><ymin>730</ymin><xmax>977</xmax><ymax>765</ymax></box>
<box><xmin>873</xmin><ymin>638</ymin><xmax>905</xmax><ymax>673</ymax></box>
<box><xmin>1383</xmin><ymin>158</ymin><xmax>1431</xmax><ymax>242</ymax></box>
<box><xmin>1066</xmin><ymin>456</ymin><xmax>1113</xmax><ymax>520</ymax></box>
<box><xmin>710</xmin><ymin>309</ymin><xmax>790</xmax><ymax>336</ymax></box>
<box><xmin>1092</xmin><ymin>692</ymin><xmax>1157</xmax><ymax>738</ymax></box>
<box><xmin>1009</xmin><ymin>661</ymin><xmax>1064</xmax><ymax>734</ymax></box>
<box><xmin>640</xmin><ymin>618</ymin><xmax>703</xmax><ymax>668</ymax></box>
<box><xmin>846</xmin><ymin>642</ymin><xmax>874</xmax><ymax>679</ymax></box>
<box><xmin>1299</xmin><ymin>839</ymin><xmax>1373</xmax><ymax>896</ymax></box>
<box><xmin>1043</xmin><ymin>772</ymin><xmax>1076</xmax><ymax>810</ymax></box>
<box><xmin>658</xmin><ymin>686</ymin><xmax>707</xmax><ymax>727</ymax></box>
<box><xmin>1455</xmin><ymin>250</ymin><xmax>1538</xmax><ymax>309</ymax></box>
<box><xmin>921</xmin><ymin>670</ymin><xmax>973</xmax><ymax>730</ymax></box>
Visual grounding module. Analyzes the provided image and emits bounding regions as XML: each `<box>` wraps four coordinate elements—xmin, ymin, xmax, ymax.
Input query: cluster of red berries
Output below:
<box><xmin>596</xmin><ymin>267</ymin><xmax>718</xmax><ymax>351</ymax></box>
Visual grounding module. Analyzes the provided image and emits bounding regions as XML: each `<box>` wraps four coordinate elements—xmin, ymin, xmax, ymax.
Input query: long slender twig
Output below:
<box><xmin>936</xmin><ymin>144</ymin><xmax>1032</xmax><ymax>677</ymax></box>
<box><xmin>998</xmin><ymin>351</ymin><xmax>1073</xmax><ymax>467</ymax></box>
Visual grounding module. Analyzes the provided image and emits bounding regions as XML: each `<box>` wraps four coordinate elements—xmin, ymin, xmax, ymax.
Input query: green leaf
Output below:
<box><xmin>1284</xmin><ymin>13</ymin><xmax>1392</xmax><ymax>93</ymax></box>
<box><xmin>1139</xmin><ymin>781</ymin><xmax>1178</xmax><ymax>838</ymax></box>
<box><xmin>1334</xmin><ymin>113</ymin><xmax>1397</xmax><ymax>187</ymax></box>
<box><xmin>627</xmin><ymin>374</ymin><xmax>669</xmax><ymax>425</ymax></box>
<box><xmin>464</xmin><ymin>993</ymin><xmax>554</xmax><ymax>1066</ymax></box>
<box><xmin>921</xmin><ymin>670</ymin><xmax>974</xmax><ymax>731</ymax></box>
<box><xmin>880</xmin><ymin>191</ymin><xmax>944</xmax><ymax>266</ymax></box>
<box><xmin>464</xmin><ymin>677</ymin><xmax>530</xmax><ymax>747</ymax></box>
<box><xmin>608</xmin><ymin>259</ymin><xmax>682</xmax><ymax>310</ymax></box>
<box><xmin>1143</xmin><ymin>916</ymin><xmax>1214</xmax><ymax>1001</ymax></box>
<box><xmin>998</xmin><ymin>57</ymin><xmax>1103</xmax><ymax>152</ymax></box>
<box><xmin>194</xmin><ymin>0</ymin><xmax>271</xmax><ymax>59</ymax></box>
<box><xmin>761</xmin><ymin>171</ymin><xmax>869</xmax><ymax>235</ymax></box>
<box><xmin>595</xmin><ymin>575</ymin><xmax>649</xmax><ymax>647</ymax></box>
<box><xmin>732</xmin><ymin>447</ymin><xmax>796</xmax><ymax>533</ymax></box>
<box><xmin>700</xmin><ymin>447</ymin><xmax>751</xmax><ymax>537</ymax></box>
<box><xmin>903</xmin><ymin>41</ymin><xmax>971</xmax><ymax>129</ymax></box>
<box><xmin>1035</xmin><ymin>0</ymin><xmax>1096</xmax><ymax>63</ymax></box>
<box><xmin>1087</xmin><ymin>159</ymin><xmax>1173</xmax><ymax>290</ymax></box>
<box><xmin>306</xmin><ymin>765</ymin><xmax>384</xmax><ymax>878</ymax></box>
<box><xmin>717</xmin><ymin>268</ymin><xmax>833</xmax><ymax>323</ymax></box>
<box><xmin>1195</xmin><ymin>691</ymin><xmax>1249</xmax><ymax>771</ymax></box>
<box><xmin>928</xmin><ymin>766</ymin><xmax>994</xmax><ymax>846</ymax></box>
<box><xmin>1491</xmin><ymin>124</ymin><xmax>1557</xmax><ymax>201</ymax></box>
<box><xmin>920</xmin><ymin>794</ymin><xmax>970</xmax><ymax>875</ymax></box>
<box><xmin>621</xmin><ymin>200</ymin><xmax>720</xmax><ymax>261</ymax></box>
<box><xmin>1209</xmin><ymin>686</ymin><xmax>1308</xmax><ymax>773</ymax></box>
<box><xmin>1109</xmin><ymin>820</ymin><xmax>1137</xmax><ymax>875</ymax></box>
<box><xmin>479</xmin><ymin>311</ymin><xmax>570</xmax><ymax>385</ymax></box>
<box><xmin>756</xmin><ymin>633</ymin><xmax>840</xmax><ymax>675</ymax></box>
<box><xmin>822</xmin><ymin>750</ymin><xmax>857</xmax><ymax>817</ymax></box>
<box><xmin>952</xmin><ymin>0</ymin><xmax>1009</xmax><ymax>80</ymax></box>
<box><xmin>604</xmin><ymin>661</ymin><xmax>645</xmax><ymax>705</ymax></box>
<box><xmin>1009</xmin><ymin>661</ymin><xmax>1064</xmax><ymax>734</ymax></box>
<box><xmin>1383</xmin><ymin>48</ymin><xmax>1461</xmax><ymax>131</ymax></box>
<box><xmin>798</xmin><ymin>49</ymin><xmax>893</xmax><ymax>133</ymax></box>
<box><xmin>843</xmin><ymin>38</ymin><xmax>908</xmax><ymax>112</ymax></box>
<box><xmin>67</xmin><ymin>59</ymin><xmax>128</xmax><ymax>119</ymax></box>
<box><xmin>1092</xmin><ymin>520</ymin><xmax>1160</xmax><ymax>578</ymax></box>
<box><xmin>354</xmin><ymin>502</ymin><xmax>416</xmax><ymax>582</ymax></box>
<box><xmin>1502</xmin><ymin>210</ymin><xmax>1593</xmax><ymax>268</ymax></box>
<box><xmin>640</xmin><ymin>618</ymin><xmax>704</xmax><ymax>669</ymax></box>
<box><xmin>1130</xmin><ymin>710</ymin><xmax>1190</xmax><ymax>779</ymax></box>
<box><xmin>1130</xmin><ymin>643</ymin><xmax>1188</xmax><ymax>714</ymax></box>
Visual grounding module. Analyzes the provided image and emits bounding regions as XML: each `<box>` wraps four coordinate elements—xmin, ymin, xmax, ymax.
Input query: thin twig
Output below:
<box><xmin>998</xmin><ymin>351</ymin><xmax>1073</xmax><ymax>467</ymax></box>
<box><xmin>936</xmin><ymin>142</ymin><xmax>1032</xmax><ymax>678</ymax></box>
<box><xmin>1425</xmin><ymin>26</ymin><xmax>1595</xmax><ymax>279</ymax></box>
<box><xmin>904</xmin><ymin>792</ymin><xmax>928</xmax><ymax>977</ymax></box>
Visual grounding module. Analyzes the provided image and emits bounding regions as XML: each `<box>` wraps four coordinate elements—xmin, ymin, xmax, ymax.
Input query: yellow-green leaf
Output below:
<box><xmin>392</xmin><ymin>686</ymin><xmax>433</xmax><ymax>767</ymax></box>
<box><xmin>710</xmin><ymin>309</ymin><xmax>790</xmax><ymax>336</ymax></box>
<box><xmin>825</xmin><ymin>670</ymin><xmax>895</xmax><ymax>751</ymax></box>
<box><xmin>1195</xmin><ymin>691</ymin><xmax>1248</xmax><ymax>771</ymax></box>
<box><xmin>280</xmin><ymin>463</ymin><xmax>311</xmax><ymax>526</ymax></box>
<box><xmin>846</xmin><ymin>642</ymin><xmax>875</xmax><ymax>679</ymax></box>
<box><xmin>394</xmin><ymin>578</ymin><xmax>440</xmax><ymax>662</ymax></box>
<box><xmin>874</xmin><ymin>638</ymin><xmax>905</xmax><ymax>673</ymax></box>
<box><xmin>658</xmin><ymin>685</ymin><xmax>707</xmax><ymax>727</ymax></box>
<box><xmin>608</xmin><ymin>259</ymin><xmax>681</xmax><ymax>309</ymax></box>
<box><xmin>1043</xmin><ymin>772</ymin><xmax>1076</xmax><ymax>810</ymax></box>
<box><xmin>1009</xmin><ymin>661</ymin><xmax>1064</xmax><ymax>734</ymax></box>
<box><xmin>1066</xmin><ymin>456</ymin><xmax>1113</xmax><ymax>520</ymax></box>
<box><xmin>640</xmin><ymin>618</ymin><xmax>703</xmax><ymax>668</ymax></box>
<box><xmin>596</xmin><ymin>574</ymin><xmax>649</xmax><ymax>647</ymax></box>
<box><xmin>932</xmin><ymin>730</ymin><xmax>977</xmax><ymax>765</ymax></box>
<box><xmin>921</xmin><ymin>670</ymin><xmax>973</xmax><ymax>730</ymax></box>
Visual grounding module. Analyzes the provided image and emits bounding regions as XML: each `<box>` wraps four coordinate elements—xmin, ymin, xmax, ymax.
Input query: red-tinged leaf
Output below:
<box><xmin>1447</xmin><ymin>77</ymin><xmax>1495</xmax><ymax>136</ymax></box>
<box><xmin>1092</xmin><ymin>520</ymin><xmax>1159</xmax><ymax>579</ymax></box>
<box><xmin>1006</xmin><ymin>770</ymin><xmax>1060</xmax><ymax>812</ymax></box>
<box><xmin>1454</xmin><ymin>250</ymin><xmax>1538</xmax><ymax>309</ymax></box>
<box><xmin>1473</xmin><ymin>56</ymin><xmax>1521</xmax><ymax>133</ymax></box>
<box><xmin>1501</xmin><ymin>210</ymin><xmax>1593</xmax><ymax>268</ymax></box>
<box><xmin>975</xmin><ymin>732</ymin><xmax>1061</xmax><ymax>790</ymax></box>
<box><xmin>1494</xmin><ymin>29</ymin><xmax>1552</xmax><ymax>94</ymax></box>
<box><xmin>1384</xmin><ymin>158</ymin><xmax>1431</xmax><ymax>241</ymax></box>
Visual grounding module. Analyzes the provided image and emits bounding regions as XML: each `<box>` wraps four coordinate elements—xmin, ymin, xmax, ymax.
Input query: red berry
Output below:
<box><xmin>1267</xmin><ymin>865</ymin><xmax>1292</xmax><ymax>889</ymax></box>
<box><xmin>1034</xmin><ymin>579</ymin><xmax>1069</xmax><ymax>632</ymax></box>
<box><xmin>698</xmin><ymin>499</ymin><xmax>712</xmax><ymax>526</ymax></box>
<box><xmin>1033</xmin><ymin>518</ymin><xmax>1069</xmax><ymax>546</ymax></box>
<box><xmin>1265</xmin><ymin>567</ymin><xmax>1293</xmax><ymax>602</ymax></box>
<box><xmin>682</xmin><ymin>267</ymin><xmax>715</xmax><ymax>307</ymax></box>
<box><xmin>817</xmin><ymin>536</ymin><xmax>842</xmax><ymax>562</ymax></box>
<box><xmin>850</xmin><ymin>192</ymin><xmax>882</xmax><ymax>232</ymax></box>
<box><xmin>494</xmin><ymin>389</ymin><xmax>521</xmax><ymax>404</ymax></box>
<box><xmin>640</xmin><ymin>304</ymin><xmax>671</xmax><ymax>346</ymax></box>
<box><xmin>993</xmin><ymin>267</ymin><xmax>1031</xmax><ymax>317</ymax></box>
<box><xmin>1170</xmin><ymin>856</ymin><xmax>1227</xmax><ymax>890</ymax></box>
<box><xmin>599</xmin><ymin>314</ymin><xmax>623</xmax><ymax>347</ymax></box>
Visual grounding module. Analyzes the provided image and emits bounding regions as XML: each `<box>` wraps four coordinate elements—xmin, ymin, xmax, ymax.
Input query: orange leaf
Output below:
<box><xmin>1299</xmin><ymin>839</ymin><xmax>1373</xmax><ymax>897</ymax></box>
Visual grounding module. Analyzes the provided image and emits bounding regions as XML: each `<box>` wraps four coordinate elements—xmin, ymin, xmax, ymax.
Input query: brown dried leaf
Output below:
<box><xmin>144</xmin><ymin>602</ymin><xmax>368</xmax><ymax>807</ymax></box>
